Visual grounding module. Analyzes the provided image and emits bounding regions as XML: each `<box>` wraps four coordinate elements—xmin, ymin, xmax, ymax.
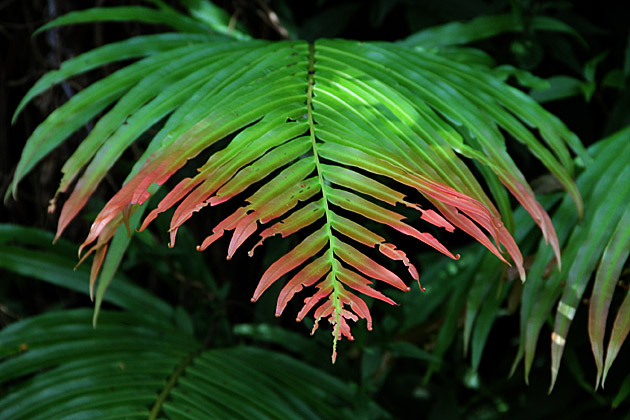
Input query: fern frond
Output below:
<box><xmin>10</xmin><ymin>5</ymin><xmax>582</xmax><ymax>358</ymax></box>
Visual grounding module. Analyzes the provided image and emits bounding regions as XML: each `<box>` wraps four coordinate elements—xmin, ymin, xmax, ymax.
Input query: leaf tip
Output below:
<box><xmin>415</xmin><ymin>278</ymin><xmax>426</xmax><ymax>292</ymax></box>
<box><xmin>168</xmin><ymin>228</ymin><xmax>179</xmax><ymax>249</ymax></box>
<box><xmin>5</xmin><ymin>179</ymin><xmax>19</xmax><ymax>204</ymax></box>
<box><xmin>548</xmin><ymin>367</ymin><xmax>559</xmax><ymax>395</ymax></box>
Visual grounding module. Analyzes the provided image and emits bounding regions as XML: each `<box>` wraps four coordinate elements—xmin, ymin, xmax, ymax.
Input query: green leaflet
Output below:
<box><xmin>55</xmin><ymin>42</ymin><xmax>260</xmax><ymax>237</ymax></box>
<box><xmin>92</xmin><ymin>204</ymin><xmax>150</xmax><ymax>326</ymax></box>
<box><xmin>470</xmin><ymin>278</ymin><xmax>511</xmax><ymax>372</ymax></box>
<box><xmin>604</xmin><ymin>289</ymin><xmax>630</xmax><ymax>389</ymax></box>
<box><xmin>424</xmin><ymin>248</ymin><xmax>483</xmax><ymax>382</ymax></box>
<box><xmin>594</xmin><ymin>203</ymin><xmax>630</xmax><ymax>387</ymax></box>
<box><xmin>463</xmin><ymin>195</ymin><xmax>560</xmax><ymax>369</ymax></box>
<box><xmin>401</xmin><ymin>13</ymin><xmax>585</xmax><ymax>48</ymax></box>
<box><xmin>12</xmin><ymin>33</ymin><xmax>215</xmax><ymax>122</ymax></box>
<box><xmin>178</xmin><ymin>0</ymin><xmax>251</xmax><ymax>40</ymax></box>
<box><xmin>34</xmin><ymin>6</ymin><xmax>212</xmax><ymax>36</ymax></box>
<box><xmin>463</xmin><ymin>253</ymin><xmax>505</xmax><ymax>358</ymax></box>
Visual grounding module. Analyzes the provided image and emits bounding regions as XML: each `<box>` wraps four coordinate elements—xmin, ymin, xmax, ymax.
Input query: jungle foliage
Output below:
<box><xmin>1</xmin><ymin>1</ymin><xmax>629</xmax><ymax>419</ymax></box>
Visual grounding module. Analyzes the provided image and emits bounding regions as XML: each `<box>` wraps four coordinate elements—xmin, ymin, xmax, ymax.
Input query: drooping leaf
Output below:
<box><xmin>465</xmin><ymin>195</ymin><xmax>562</xmax><ymax>371</ymax></box>
<box><xmin>601</xmin><ymin>287</ymin><xmax>630</xmax><ymax>388</ymax></box>
<box><xmin>11</xmin><ymin>33</ymin><xmax>215</xmax><ymax>124</ymax></box>
<box><xmin>33</xmin><ymin>6</ymin><xmax>212</xmax><ymax>36</ymax></box>
<box><xmin>589</xmin><ymin>202</ymin><xmax>630</xmax><ymax>388</ymax></box>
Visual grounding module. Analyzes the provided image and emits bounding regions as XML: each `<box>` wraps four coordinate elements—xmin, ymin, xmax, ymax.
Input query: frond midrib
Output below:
<box><xmin>148</xmin><ymin>349</ymin><xmax>201</xmax><ymax>420</ymax></box>
<box><xmin>306</xmin><ymin>42</ymin><xmax>342</xmax><ymax>356</ymax></box>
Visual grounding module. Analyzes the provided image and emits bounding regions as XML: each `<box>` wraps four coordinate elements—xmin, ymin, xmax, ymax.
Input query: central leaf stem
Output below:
<box><xmin>148</xmin><ymin>350</ymin><xmax>200</xmax><ymax>419</ymax></box>
<box><xmin>306</xmin><ymin>42</ymin><xmax>342</xmax><ymax>361</ymax></box>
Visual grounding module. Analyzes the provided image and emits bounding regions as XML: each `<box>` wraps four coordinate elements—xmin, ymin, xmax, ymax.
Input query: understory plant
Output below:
<box><xmin>2</xmin><ymin>0</ymin><xmax>629</xmax><ymax>418</ymax></box>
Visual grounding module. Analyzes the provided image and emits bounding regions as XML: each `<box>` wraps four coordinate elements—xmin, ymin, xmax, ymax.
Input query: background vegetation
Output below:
<box><xmin>1</xmin><ymin>0</ymin><xmax>629</xmax><ymax>419</ymax></box>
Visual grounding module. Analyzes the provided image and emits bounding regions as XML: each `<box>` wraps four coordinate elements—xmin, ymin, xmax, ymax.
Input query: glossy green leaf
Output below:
<box><xmin>9</xmin><ymin>43</ymin><xmax>215</xmax><ymax>201</ymax></box>
<box><xmin>424</xmin><ymin>248</ymin><xmax>484</xmax><ymax>383</ymax></box>
<box><xmin>548</xmin><ymin>173</ymin><xmax>630</xmax><ymax>389</ymax></box>
<box><xmin>612</xmin><ymin>373</ymin><xmax>630</xmax><ymax>409</ymax></box>
<box><xmin>463</xmin><ymin>195</ymin><xmax>561</xmax><ymax>370</ymax></box>
<box><xmin>530</xmin><ymin>76</ymin><xmax>587</xmax><ymax>103</ymax></box>
<box><xmin>470</xmin><ymin>279</ymin><xmax>511</xmax><ymax>372</ymax></box>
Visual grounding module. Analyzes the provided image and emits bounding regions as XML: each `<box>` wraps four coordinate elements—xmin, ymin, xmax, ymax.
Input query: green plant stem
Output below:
<box><xmin>148</xmin><ymin>350</ymin><xmax>200</xmax><ymax>419</ymax></box>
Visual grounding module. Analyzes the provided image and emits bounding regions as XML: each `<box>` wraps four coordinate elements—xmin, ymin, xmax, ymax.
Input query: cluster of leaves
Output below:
<box><xmin>426</xmin><ymin>127</ymin><xmax>630</xmax><ymax>391</ymax></box>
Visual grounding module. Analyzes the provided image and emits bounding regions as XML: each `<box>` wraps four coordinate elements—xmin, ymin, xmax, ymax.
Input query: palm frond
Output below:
<box><xmin>0</xmin><ymin>309</ymin><xmax>377</xmax><ymax>420</ymax></box>
<box><xmin>9</xmin><ymin>3</ymin><xmax>582</xmax><ymax>358</ymax></box>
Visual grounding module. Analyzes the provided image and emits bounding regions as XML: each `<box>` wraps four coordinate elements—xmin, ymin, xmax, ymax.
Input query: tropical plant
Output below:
<box><xmin>3</xmin><ymin>0</ymin><xmax>630</xmax><ymax>418</ymax></box>
<box><xmin>7</xmin><ymin>0</ymin><xmax>584</xmax><ymax>359</ymax></box>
